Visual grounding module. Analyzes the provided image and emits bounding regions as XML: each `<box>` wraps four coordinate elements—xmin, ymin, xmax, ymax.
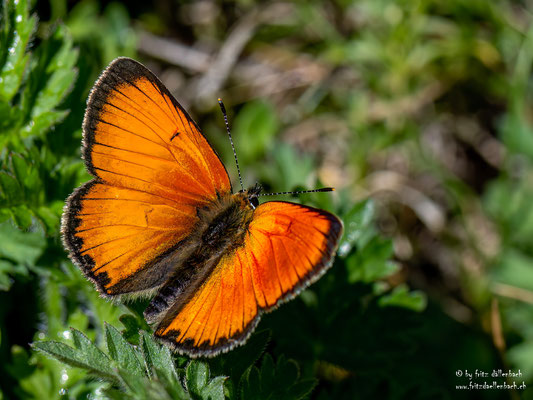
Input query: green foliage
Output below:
<box><xmin>0</xmin><ymin>220</ymin><xmax>45</xmax><ymax>290</ymax></box>
<box><xmin>185</xmin><ymin>362</ymin><xmax>225</xmax><ymax>400</ymax></box>
<box><xmin>0</xmin><ymin>0</ymin><xmax>76</xmax><ymax>235</ymax></box>
<box><xmin>33</xmin><ymin>324</ymin><xmax>220</xmax><ymax>399</ymax></box>
<box><xmin>31</xmin><ymin>321</ymin><xmax>316</xmax><ymax>400</ymax></box>
<box><xmin>0</xmin><ymin>2</ymin><xmax>77</xmax><ymax>148</ymax></box>
<box><xmin>0</xmin><ymin>0</ymin><xmax>532</xmax><ymax>399</ymax></box>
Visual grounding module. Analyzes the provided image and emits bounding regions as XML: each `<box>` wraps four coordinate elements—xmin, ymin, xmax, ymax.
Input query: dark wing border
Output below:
<box><xmin>81</xmin><ymin>57</ymin><xmax>231</xmax><ymax>189</ymax></box>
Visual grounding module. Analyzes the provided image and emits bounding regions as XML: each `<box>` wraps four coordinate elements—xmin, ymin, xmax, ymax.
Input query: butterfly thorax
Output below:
<box><xmin>198</xmin><ymin>192</ymin><xmax>254</xmax><ymax>252</ymax></box>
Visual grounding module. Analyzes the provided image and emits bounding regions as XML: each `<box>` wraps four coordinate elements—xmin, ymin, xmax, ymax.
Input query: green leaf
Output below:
<box><xmin>0</xmin><ymin>0</ymin><xmax>37</xmax><ymax>101</ymax></box>
<box><xmin>185</xmin><ymin>361</ymin><xmax>226</xmax><ymax>400</ymax></box>
<box><xmin>500</xmin><ymin>107</ymin><xmax>533</xmax><ymax>161</ymax></box>
<box><xmin>10</xmin><ymin>204</ymin><xmax>32</xmax><ymax>229</ymax></box>
<box><xmin>0</xmin><ymin>221</ymin><xmax>45</xmax><ymax>265</ymax></box>
<box><xmin>0</xmin><ymin>171</ymin><xmax>22</xmax><ymax>203</ymax></box>
<box><xmin>345</xmin><ymin>235</ymin><xmax>398</xmax><ymax>283</ymax></box>
<box><xmin>0</xmin><ymin>260</ymin><xmax>14</xmax><ymax>290</ymax></box>
<box><xmin>151</xmin><ymin>365</ymin><xmax>190</xmax><ymax>400</ymax></box>
<box><xmin>32</xmin><ymin>323</ymin><xmax>193</xmax><ymax>399</ymax></box>
<box><xmin>105</xmin><ymin>323</ymin><xmax>145</xmax><ymax>377</ymax></box>
<box><xmin>33</xmin><ymin>205</ymin><xmax>60</xmax><ymax>233</ymax></box>
<box><xmin>378</xmin><ymin>284</ymin><xmax>427</xmax><ymax>312</ymax></box>
<box><xmin>507</xmin><ymin>342</ymin><xmax>533</xmax><ymax>381</ymax></box>
<box><xmin>32</xmin><ymin>328</ymin><xmax>115</xmax><ymax>380</ymax></box>
<box><xmin>0</xmin><ymin>153</ymin><xmax>61</xmax><ymax>234</ymax></box>
<box><xmin>491</xmin><ymin>249</ymin><xmax>533</xmax><ymax>292</ymax></box>
<box><xmin>119</xmin><ymin>314</ymin><xmax>143</xmax><ymax>345</ymax></box>
<box><xmin>338</xmin><ymin>199</ymin><xmax>375</xmax><ymax>257</ymax></box>
<box><xmin>234</xmin><ymin>100</ymin><xmax>279</xmax><ymax>165</ymax></box>
<box><xmin>20</xmin><ymin>24</ymin><xmax>77</xmax><ymax>138</ymax></box>
<box><xmin>114</xmin><ymin>369</ymin><xmax>150</xmax><ymax>400</ymax></box>
<box><xmin>141</xmin><ymin>331</ymin><xmax>179</xmax><ymax>382</ymax></box>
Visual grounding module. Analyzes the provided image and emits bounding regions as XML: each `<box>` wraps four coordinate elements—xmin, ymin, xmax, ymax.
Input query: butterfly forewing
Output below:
<box><xmin>62</xmin><ymin>58</ymin><xmax>231</xmax><ymax>296</ymax></box>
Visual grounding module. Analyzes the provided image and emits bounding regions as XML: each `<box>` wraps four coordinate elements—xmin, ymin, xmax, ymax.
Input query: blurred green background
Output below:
<box><xmin>1</xmin><ymin>0</ymin><xmax>533</xmax><ymax>398</ymax></box>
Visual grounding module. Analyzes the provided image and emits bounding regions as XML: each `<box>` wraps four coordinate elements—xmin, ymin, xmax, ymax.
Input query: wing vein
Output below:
<box><xmin>94</xmin><ymin>118</ymin><xmax>167</xmax><ymax>148</ymax></box>
<box><xmin>76</xmin><ymin>224</ymin><xmax>178</xmax><ymax>232</ymax></box>
<box><xmin>279</xmin><ymin>239</ymin><xmax>303</xmax><ymax>280</ymax></box>
<box><xmin>148</xmin><ymin>80</ymin><xmax>181</xmax><ymax>129</ymax></box>
<box><xmin>198</xmin><ymin>274</ymin><xmax>224</xmax><ymax>345</ymax></box>
<box><xmin>79</xmin><ymin>231</ymin><xmax>142</xmax><ymax>254</ymax></box>
<box><xmin>236</xmin><ymin>251</ymin><xmax>248</xmax><ymax>335</ymax></box>
<box><xmin>93</xmin><ymin>250</ymin><xmax>130</xmax><ymax>273</ymax></box>
<box><xmin>101</xmin><ymin>97</ymin><xmax>208</xmax><ymax>191</ymax></box>
<box><xmin>80</xmin><ymin>197</ymin><xmax>194</xmax><ymax>216</ymax></box>
<box><xmin>93</xmin><ymin>167</ymin><xmax>206</xmax><ymax>203</ymax></box>
<box><xmin>93</xmin><ymin>141</ymin><xmax>175</xmax><ymax>164</ymax></box>
<box><xmin>91</xmin><ymin>150</ymin><xmax>158</xmax><ymax>170</ymax></box>
<box><xmin>267</xmin><ymin>234</ymin><xmax>285</xmax><ymax>295</ymax></box>
<box><xmin>109</xmin><ymin>71</ymin><xmax>181</xmax><ymax>136</ymax></box>
<box><xmin>244</xmin><ymin>237</ymin><xmax>269</xmax><ymax>308</ymax></box>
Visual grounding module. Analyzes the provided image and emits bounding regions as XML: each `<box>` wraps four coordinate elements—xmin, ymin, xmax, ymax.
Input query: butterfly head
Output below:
<box><xmin>235</xmin><ymin>183</ymin><xmax>262</xmax><ymax>210</ymax></box>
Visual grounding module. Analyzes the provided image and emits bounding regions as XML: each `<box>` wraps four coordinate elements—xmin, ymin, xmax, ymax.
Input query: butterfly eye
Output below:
<box><xmin>249</xmin><ymin>196</ymin><xmax>259</xmax><ymax>209</ymax></box>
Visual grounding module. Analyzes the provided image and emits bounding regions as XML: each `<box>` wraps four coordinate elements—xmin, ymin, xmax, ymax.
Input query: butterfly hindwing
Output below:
<box><xmin>62</xmin><ymin>58</ymin><xmax>232</xmax><ymax>296</ymax></box>
<box><xmin>153</xmin><ymin>201</ymin><xmax>343</xmax><ymax>356</ymax></box>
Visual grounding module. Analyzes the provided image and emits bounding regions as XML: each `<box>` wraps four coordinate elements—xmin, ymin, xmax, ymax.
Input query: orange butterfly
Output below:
<box><xmin>62</xmin><ymin>58</ymin><xmax>343</xmax><ymax>357</ymax></box>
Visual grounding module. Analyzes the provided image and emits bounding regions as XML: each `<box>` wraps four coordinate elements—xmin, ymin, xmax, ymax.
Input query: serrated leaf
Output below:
<box><xmin>152</xmin><ymin>365</ymin><xmax>190</xmax><ymax>400</ymax></box>
<box><xmin>115</xmin><ymin>368</ymin><xmax>151</xmax><ymax>399</ymax></box>
<box><xmin>19</xmin><ymin>24</ymin><xmax>77</xmax><ymax>139</ymax></box>
<box><xmin>0</xmin><ymin>151</ymin><xmax>60</xmax><ymax>234</ymax></box>
<box><xmin>185</xmin><ymin>361</ymin><xmax>225</xmax><ymax>400</ymax></box>
<box><xmin>30</xmin><ymin>27</ymin><xmax>77</xmax><ymax>118</ymax></box>
<box><xmin>70</xmin><ymin>329</ymin><xmax>116</xmax><ymax>377</ymax></box>
<box><xmin>105</xmin><ymin>323</ymin><xmax>145</xmax><ymax>377</ymax></box>
<box><xmin>0</xmin><ymin>0</ymin><xmax>36</xmax><ymax>101</ymax></box>
<box><xmin>32</xmin><ymin>334</ymin><xmax>115</xmax><ymax>380</ymax></box>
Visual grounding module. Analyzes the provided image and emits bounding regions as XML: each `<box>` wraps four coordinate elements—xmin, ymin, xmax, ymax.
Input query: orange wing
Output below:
<box><xmin>153</xmin><ymin>201</ymin><xmax>343</xmax><ymax>357</ymax></box>
<box><xmin>62</xmin><ymin>58</ymin><xmax>231</xmax><ymax>296</ymax></box>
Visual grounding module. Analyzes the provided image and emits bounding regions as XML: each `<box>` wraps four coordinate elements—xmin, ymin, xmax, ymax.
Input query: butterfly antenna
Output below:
<box><xmin>218</xmin><ymin>98</ymin><xmax>244</xmax><ymax>191</ymax></box>
<box><xmin>258</xmin><ymin>187</ymin><xmax>335</xmax><ymax>197</ymax></box>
